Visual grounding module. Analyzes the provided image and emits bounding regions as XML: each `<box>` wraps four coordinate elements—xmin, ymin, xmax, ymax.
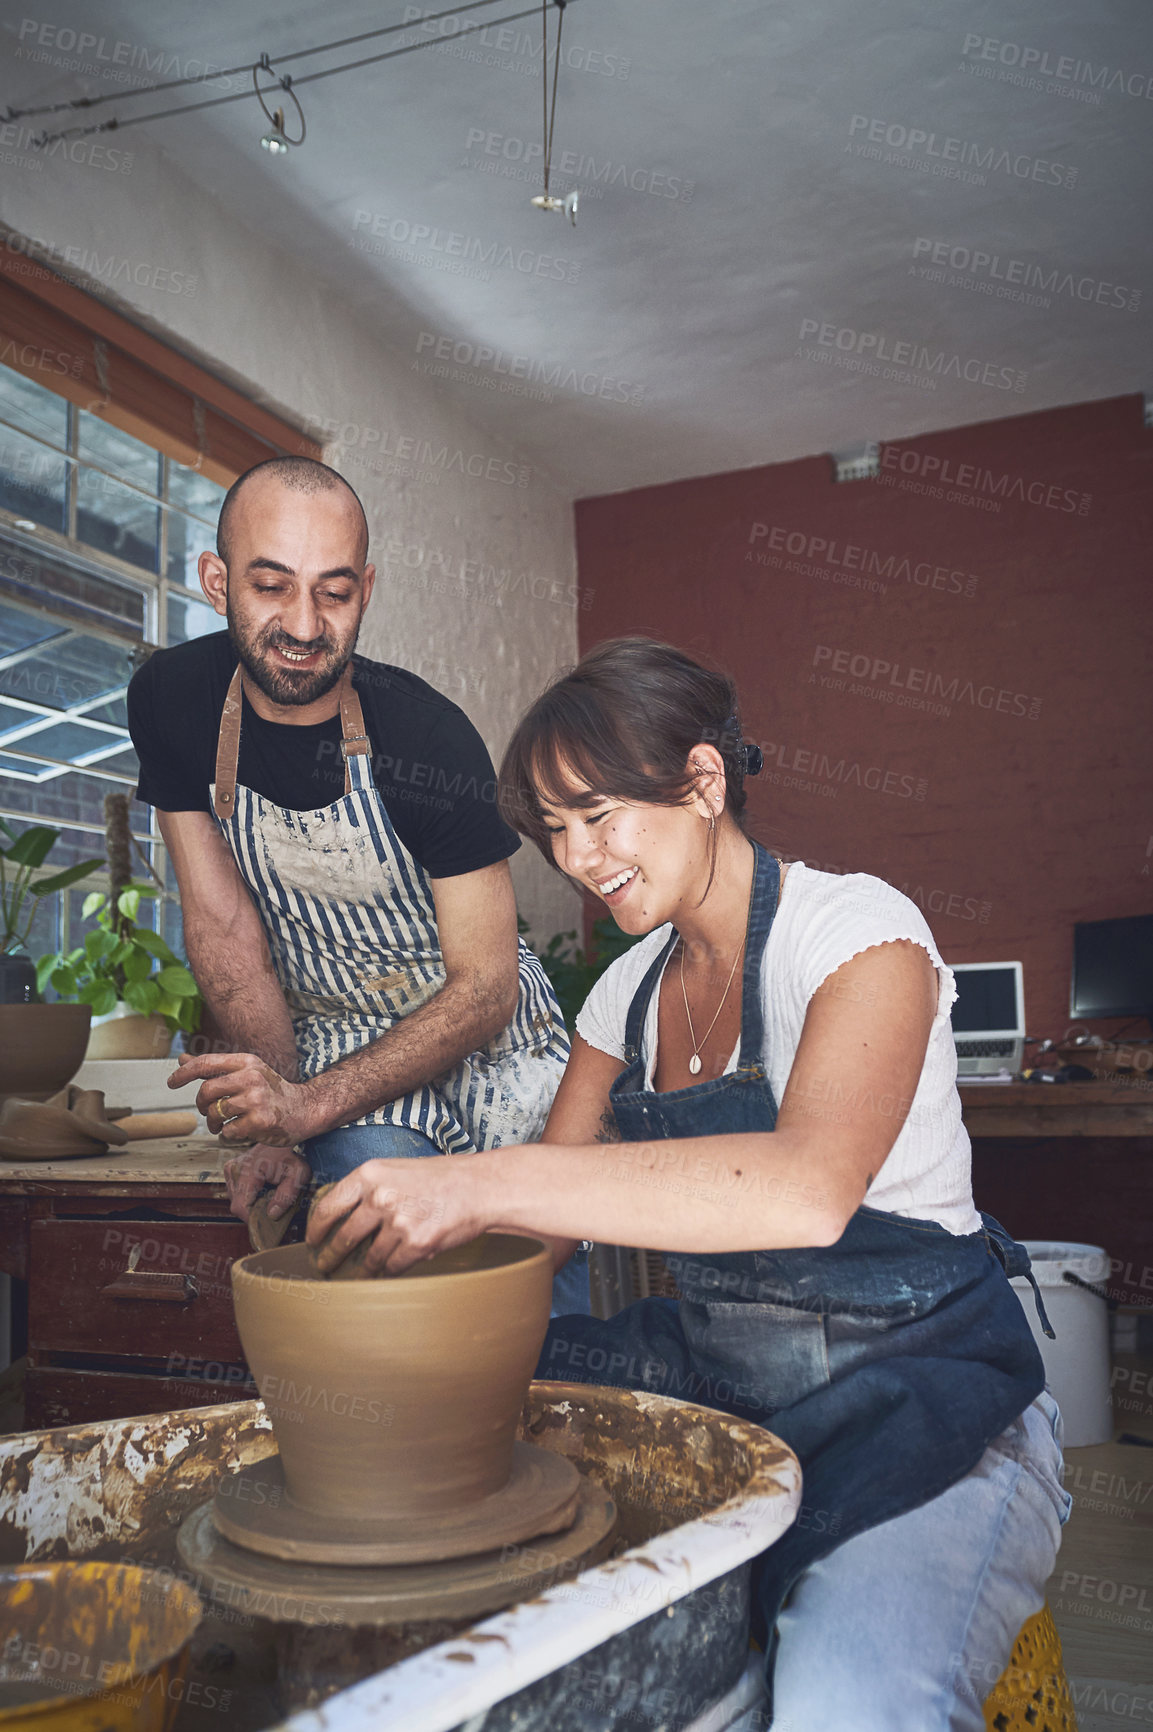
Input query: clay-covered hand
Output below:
<box><xmin>306</xmin><ymin>1157</ymin><xmax>484</xmax><ymax>1276</ymax></box>
<box><xmin>223</xmin><ymin>1142</ymin><xmax>311</xmax><ymax>1223</ymax></box>
<box><xmin>170</xmin><ymin>1051</ymin><xmax>317</xmax><ymax>1146</ymax></box>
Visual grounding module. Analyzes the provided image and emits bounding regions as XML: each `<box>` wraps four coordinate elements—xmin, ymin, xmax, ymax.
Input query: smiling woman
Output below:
<box><xmin>305</xmin><ymin>635</ymin><xmax>1071</xmax><ymax>1731</ymax></box>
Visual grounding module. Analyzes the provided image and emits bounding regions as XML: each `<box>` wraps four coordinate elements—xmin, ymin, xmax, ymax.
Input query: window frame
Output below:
<box><xmin>0</xmin><ymin>250</ymin><xmax>320</xmax><ymax>961</ymax></box>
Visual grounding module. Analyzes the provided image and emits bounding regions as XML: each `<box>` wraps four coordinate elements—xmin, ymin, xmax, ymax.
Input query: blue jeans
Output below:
<box><xmin>303</xmin><ymin>1123</ymin><xmax>592</xmax><ymax>1317</ymax></box>
<box><xmin>766</xmin><ymin>1389</ymin><xmax>1072</xmax><ymax>1731</ymax></box>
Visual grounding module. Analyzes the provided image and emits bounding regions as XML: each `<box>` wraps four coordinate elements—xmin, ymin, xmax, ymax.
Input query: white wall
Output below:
<box><xmin>2</xmin><ymin>136</ymin><xmax>582</xmax><ymax>940</ymax></box>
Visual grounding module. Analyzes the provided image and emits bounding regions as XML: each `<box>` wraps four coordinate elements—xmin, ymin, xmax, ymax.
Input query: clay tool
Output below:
<box><xmin>247</xmin><ymin>1181</ymin><xmax>313</xmax><ymax>1253</ymax></box>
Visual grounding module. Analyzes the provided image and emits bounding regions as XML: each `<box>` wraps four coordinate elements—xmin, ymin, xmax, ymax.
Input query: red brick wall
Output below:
<box><xmin>575</xmin><ymin>394</ymin><xmax>1153</xmax><ymax>1045</ymax></box>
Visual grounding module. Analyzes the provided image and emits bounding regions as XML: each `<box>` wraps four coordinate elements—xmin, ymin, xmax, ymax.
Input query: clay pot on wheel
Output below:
<box><xmin>223</xmin><ymin>1235</ymin><xmax>572</xmax><ymax>1564</ymax></box>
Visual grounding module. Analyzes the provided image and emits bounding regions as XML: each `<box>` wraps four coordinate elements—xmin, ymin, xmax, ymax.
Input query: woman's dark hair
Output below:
<box><xmin>498</xmin><ymin>637</ymin><xmax>759</xmax><ymax>866</ymax></box>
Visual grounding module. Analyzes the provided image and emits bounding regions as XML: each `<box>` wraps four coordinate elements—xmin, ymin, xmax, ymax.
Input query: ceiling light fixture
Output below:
<box><xmin>253</xmin><ymin>56</ymin><xmax>305</xmax><ymax>156</ymax></box>
<box><xmin>261</xmin><ymin>110</ymin><xmax>289</xmax><ymax>154</ymax></box>
<box><xmin>531</xmin><ymin>0</ymin><xmax>580</xmax><ymax>225</ymax></box>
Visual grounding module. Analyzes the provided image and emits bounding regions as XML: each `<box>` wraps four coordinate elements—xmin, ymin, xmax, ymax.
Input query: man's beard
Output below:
<box><xmin>226</xmin><ymin>600</ymin><xmax>357</xmax><ymax>707</ymax></box>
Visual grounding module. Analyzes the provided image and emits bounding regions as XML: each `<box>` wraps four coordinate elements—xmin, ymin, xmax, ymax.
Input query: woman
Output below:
<box><xmin>308</xmin><ymin>637</ymin><xmax>1070</xmax><ymax>1730</ymax></box>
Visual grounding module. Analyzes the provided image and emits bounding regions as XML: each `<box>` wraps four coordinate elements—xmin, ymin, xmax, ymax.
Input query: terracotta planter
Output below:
<box><xmin>0</xmin><ymin>1003</ymin><xmax>92</xmax><ymax>1102</ymax></box>
<box><xmin>86</xmin><ymin>1005</ymin><xmax>173</xmax><ymax>1061</ymax></box>
<box><xmin>224</xmin><ymin>1234</ymin><xmax>565</xmax><ymax>1562</ymax></box>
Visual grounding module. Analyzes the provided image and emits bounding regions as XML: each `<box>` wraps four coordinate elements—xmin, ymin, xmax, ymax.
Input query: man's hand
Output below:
<box><xmin>170</xmin><ymin>1051</ymin><xmax>318</xmax><ymax>1146</ymax></box>
<box><xmin>223</xmin><ymin>1142</ymin><xmax>311</xmax><ymax>1223</ymax></box>
<box><xmin>306</xmin><ymin>1156</ymin><xmax>491</xmax><ymax>1277</ymax></box>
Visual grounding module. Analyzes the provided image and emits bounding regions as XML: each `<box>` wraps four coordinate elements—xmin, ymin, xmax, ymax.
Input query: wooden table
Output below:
<box><xmin>960</xmin><ymin>1083</ymin><xmax>1153</xmax><ymax>1309</ymax></box>
<box><xmin>0</xmin><ymin>1137</ymin><xmax>255</xmax><ymax>1430</ymax></box>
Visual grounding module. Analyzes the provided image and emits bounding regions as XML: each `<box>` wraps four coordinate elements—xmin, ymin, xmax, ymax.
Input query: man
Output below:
<box><xmin>127</xmin><ymin>456</ymin><xmax>577</xmax><ymax>1289</ymax></box>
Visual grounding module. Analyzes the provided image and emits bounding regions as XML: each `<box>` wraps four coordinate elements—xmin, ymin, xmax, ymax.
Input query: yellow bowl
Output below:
<box><xmin>0</xmin><ymin>1562</ymin><xmax>203</xmax><ymax>1732</ymax></box>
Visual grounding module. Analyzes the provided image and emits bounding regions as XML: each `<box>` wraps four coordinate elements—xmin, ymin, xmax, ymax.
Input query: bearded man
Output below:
<box><xmin>126</xmin><ymin>456</ymin><xmax>580</xmax><ymax>1296</ymax></box>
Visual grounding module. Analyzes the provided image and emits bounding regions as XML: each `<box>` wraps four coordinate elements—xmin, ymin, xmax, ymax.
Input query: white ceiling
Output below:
<box><xmin>4</xmin><ymin>0</ymin><xmax>1152</xmax><ymax>497</ymax></box>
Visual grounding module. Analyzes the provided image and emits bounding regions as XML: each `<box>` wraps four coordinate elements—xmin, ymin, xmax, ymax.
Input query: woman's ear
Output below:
<box><xmin>685</xmin><ymin>744</ymin><xmax>727</xmax><ymax>816</ymax></box>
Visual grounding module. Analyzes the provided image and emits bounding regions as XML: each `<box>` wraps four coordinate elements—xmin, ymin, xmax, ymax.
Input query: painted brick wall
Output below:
<box><xmin>576</xmin><ymin>394</ymin><xmax>1153</xmax><ymax>1044</ymax></box>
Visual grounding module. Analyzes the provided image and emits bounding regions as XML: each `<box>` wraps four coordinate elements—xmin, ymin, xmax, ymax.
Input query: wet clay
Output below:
<box><xmin>224</xmin><ymin>1236</ymin><xmax>576</xmax><ymax>1564</ymax></box>
<box><xmin>184</xmin><ymin>1472</ymin><xmax>615</xmax><ymax>1625</ymax></box>
<box><xmin>0</xmin><ymin>1085</ymin><xmax>131</xmax><ymax>1160</ymax></box>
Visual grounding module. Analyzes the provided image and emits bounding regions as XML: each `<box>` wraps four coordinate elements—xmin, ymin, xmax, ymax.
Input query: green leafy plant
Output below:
<box><xmin>0</xmin><ymin>818</ymin><xmax>103</xmax><ymax>958</ymax></box>
<box><xmin>522</xmin><ymin>914</ymin><xmax>641</xmax><ymax>1032</ymax></box>
<box><xmin>37</xmin><ymin>881</ymin><xmax>202</xmax><ymax>1035</ymax></box>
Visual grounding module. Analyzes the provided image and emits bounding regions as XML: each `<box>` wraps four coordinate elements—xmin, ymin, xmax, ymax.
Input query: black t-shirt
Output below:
<box><xmin>127</xmin><ymin>634</ymin><xmax>520</xmax><ymax>879</ymax></box>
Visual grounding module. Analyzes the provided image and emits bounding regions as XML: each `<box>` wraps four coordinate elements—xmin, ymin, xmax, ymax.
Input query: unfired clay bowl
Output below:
<box><xmin>232</xmin><ymin>1235</ymin><xmax>554</xmax><ymax>1523</ymax></box>
<box><xmin>0</xmin><ymin>1004</ymin><xmax>92</xmax><ymax>1104</ymax></box>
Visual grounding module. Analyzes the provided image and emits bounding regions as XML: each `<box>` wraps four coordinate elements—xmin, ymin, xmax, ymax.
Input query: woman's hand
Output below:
<box><xmin>305</xmin><ymin>1156</ymin><xmax>493</xmax><ymax>1276</ymax></box>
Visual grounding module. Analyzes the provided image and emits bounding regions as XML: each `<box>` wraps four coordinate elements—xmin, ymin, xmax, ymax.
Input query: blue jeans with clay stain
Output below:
<box><xmin>766</xmin><ymin>1388</ymin><xmax>1072</xmax><ymax>1731</ymax></box>
<box><xmin>303</xmin><ymin>1122</ymin><xmax>592</xmax><ymax>1317</ymax></box>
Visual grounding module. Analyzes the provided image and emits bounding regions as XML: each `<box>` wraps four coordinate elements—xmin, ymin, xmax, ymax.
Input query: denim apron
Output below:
<box><xmin>209</xmin><ymin>662</ymin><xmax>568</xmax><ymax>1151</ymax></box>
<box><xmin>538</xmin><ymin>842</ymin><xmax>1047</xmax><ymax>1681</ymax></box>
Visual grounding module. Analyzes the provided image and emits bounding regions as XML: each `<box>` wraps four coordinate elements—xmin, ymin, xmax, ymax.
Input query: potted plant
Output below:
<box><xmin>0</xmin><ymin>819</ymin><xmax>104</xmax><ymax>1100</ymax></box>
<box><xmin>37</xmin><ymin>881</ymin><xmax>202</xmax><ymax>1058</ymax></box>
<box><xmin>1</xmin><ymin>818</ymin><xmax>104</xmax><ymax>1004</ymax></box>
<box><xmin>36</xmin><ymin>793</ymin><xmax>201</xmax><ymax>1060</ymax></box>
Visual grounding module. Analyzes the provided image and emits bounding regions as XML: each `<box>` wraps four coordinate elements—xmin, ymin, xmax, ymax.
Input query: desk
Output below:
<box><xmin>0</xmin><ymin>1137</ymin><xmax>254</xmax><ymax>1429</ymax></box>
<box><xmin>961</xmin><ymin>1084</ymin><xmax>1153</xmax><ymax>1309</ymax></box>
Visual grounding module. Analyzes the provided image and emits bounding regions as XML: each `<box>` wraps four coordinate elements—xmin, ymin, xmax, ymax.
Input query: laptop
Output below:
<box><xmin>950</xmin><ymin>962</ymin><xmax>1025</xmax><ymax>1077</ymax></box>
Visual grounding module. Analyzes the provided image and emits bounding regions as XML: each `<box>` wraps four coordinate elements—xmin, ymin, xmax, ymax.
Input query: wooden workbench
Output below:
<box><xmin>960</xmin><ymin>1083</ymin><xmax>1153</xmax><ymax>1310</ymax></box>
<box><xmin>0</xmin><ymin>1136</ymin><xmax>255</xmax><ymax>1430</ymax></box>
<box><xmin>958</xmin><ymin>1080</ymin><xmax>1153</xmax><ymax>1138</ymax></box>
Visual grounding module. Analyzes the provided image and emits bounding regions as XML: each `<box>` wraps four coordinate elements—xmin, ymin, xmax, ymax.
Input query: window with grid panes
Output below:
<box><xmin>0</xmin><ymin>361</ymin><xmax>225</xmax><ymax>973</ymax></box>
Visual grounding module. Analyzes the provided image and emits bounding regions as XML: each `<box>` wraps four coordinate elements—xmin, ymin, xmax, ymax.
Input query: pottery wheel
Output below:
<box><xmin>180</xmin><ymin>1472</ymin><xmax>617</xmax><ymax>1625</ymax></box>
<box><xmin>211</xmin><ymin>1441</ymin><xmax>583</xmax><ymax>1565</ymax></box>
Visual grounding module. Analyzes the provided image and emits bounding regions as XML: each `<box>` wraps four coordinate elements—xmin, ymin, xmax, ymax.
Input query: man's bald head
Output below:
<box><xmin>217</xmin><ymin>457</ymin><xmax>369</xmax><ymax>569</ymax></box>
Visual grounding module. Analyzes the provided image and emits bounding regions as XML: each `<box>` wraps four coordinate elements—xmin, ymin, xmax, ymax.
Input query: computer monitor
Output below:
<box><xmin>1070</xmin><ymin>914</ymin><xmax>1153</xmax><ymax>1023</ymax></box>
<box><xmin>950</xmin><ymin>962</ymin><xmax>1025</xmax><ymax>1076</ymax></box>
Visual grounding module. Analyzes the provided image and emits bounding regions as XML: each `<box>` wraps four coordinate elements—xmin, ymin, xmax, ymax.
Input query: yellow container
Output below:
<box><xmin>0</xmin><ymin>1563</ymin><xmax>203</xmax><ymax>1732</ymax></box>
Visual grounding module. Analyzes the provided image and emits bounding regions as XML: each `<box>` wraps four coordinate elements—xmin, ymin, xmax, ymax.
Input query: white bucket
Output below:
<box><xmin>1010</xmin><ymin>1241</ymin><xmax>1113</xmax><ymax>1447</ymax></box>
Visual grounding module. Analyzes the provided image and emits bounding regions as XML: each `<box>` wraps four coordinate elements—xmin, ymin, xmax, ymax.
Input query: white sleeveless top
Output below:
<box><xmin>576</xmin><ymin>862</ymin><xmax>982</xmax><ymax>1236</ymax></box>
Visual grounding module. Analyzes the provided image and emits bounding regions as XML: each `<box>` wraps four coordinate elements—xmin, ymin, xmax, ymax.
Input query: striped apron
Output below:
<box><xmin>209</xmin><ymin>664</ymin><xmax>569</xmax><ymax>1151</ymax></box>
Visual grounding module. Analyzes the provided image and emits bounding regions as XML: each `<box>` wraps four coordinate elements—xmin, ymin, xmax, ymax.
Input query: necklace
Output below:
<box><xmin>679</xmin><ymin>937</ymin><xmax>744</xmax><ymax>1076</ymax></box>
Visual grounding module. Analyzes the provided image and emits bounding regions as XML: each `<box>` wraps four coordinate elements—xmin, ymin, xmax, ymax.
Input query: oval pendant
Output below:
<box><xmin>688</xmin><ymin>1054</ymin><xmax>702</xmax><ymax>1075</ymax></box>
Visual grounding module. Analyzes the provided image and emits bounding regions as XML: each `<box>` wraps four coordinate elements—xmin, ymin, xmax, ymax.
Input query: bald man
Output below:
<box><xmin>127</xmin><ymin>457</ymin><xmax>583</xmax><ymax>1300</ymax></box>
